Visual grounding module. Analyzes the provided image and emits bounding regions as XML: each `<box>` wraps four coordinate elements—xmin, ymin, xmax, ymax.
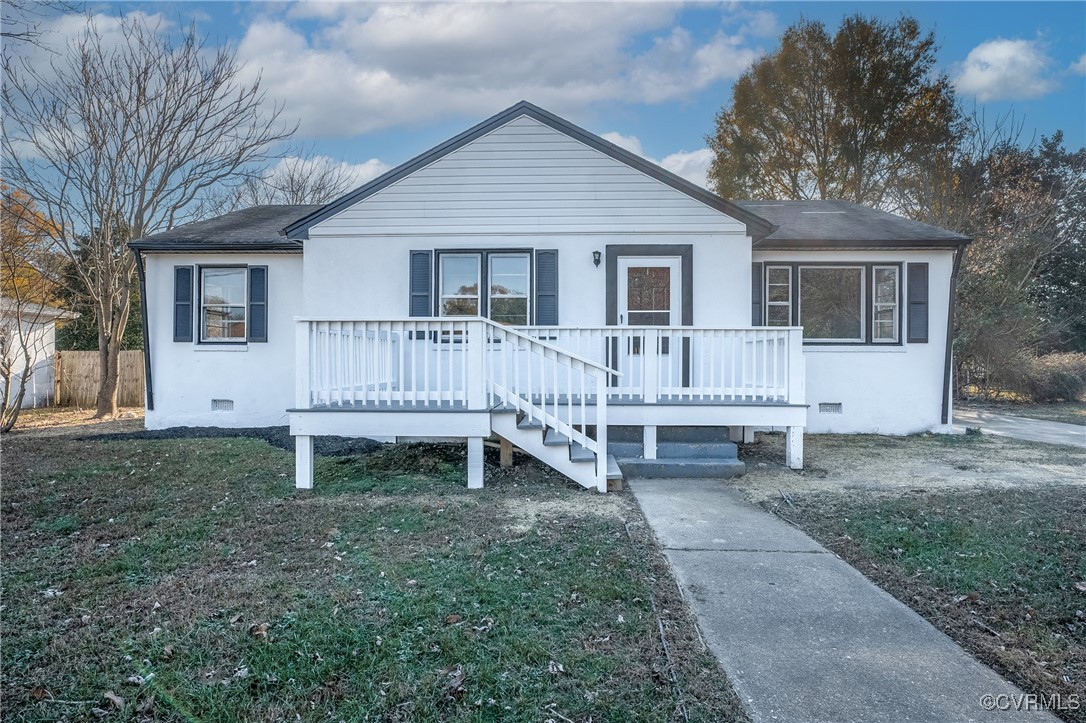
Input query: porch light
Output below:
<box><xmin>592</xmin><ymin>250</ymin><xmax>601</xmax><ymax>267</ymax></box>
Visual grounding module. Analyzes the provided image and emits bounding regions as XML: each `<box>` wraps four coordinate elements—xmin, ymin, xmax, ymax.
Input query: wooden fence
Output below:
<box><xmin>55</xmin><ymin>350</ymin><xmax>145</xmax><ymax>408</ymax></box>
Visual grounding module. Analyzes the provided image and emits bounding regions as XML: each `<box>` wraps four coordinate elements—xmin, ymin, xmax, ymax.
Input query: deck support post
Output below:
<box><xmin>499</xmin><ymin>437</ymin><xmax>514</xmax><ymax>468</ymax></box>
<box><xmin>728</xmin><ymin>426</ymin><xmax>754</xmax><ymax>443</ymax></box>
<box><xmin>467</xmin><ymin>437</ymin><xmax>484</xmax><ymax>489</ymax></box>
<box><xmin>785</xmin><ymin>426</ymin><xmax>803</xmax><ymax>470</ymax></box>
<box><xmin>295</xmin><ymin>435</ymin><xmax>314</xmax><ymax>489</ymax></box>
<box><xmin>643</xmin><ymin>425</ymin><xmax>657</xmax><ymax>460</ymax></box>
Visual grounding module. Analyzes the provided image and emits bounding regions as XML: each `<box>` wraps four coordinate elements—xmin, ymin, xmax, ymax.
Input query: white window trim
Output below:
<box><xmin>488</xmin><ymin>252</ymin><xmax>531</xmax><ymax>326</ymax></box>
<box><xmin>797</xmin><ymin>265</ymin><xmax>866</xmax><ymax>343</ymax></box>
<box><xmin>438</xmin><ymin>253</ymin><xmax>481</xmax><ymax>318</ymax></box>
<box><xmin>765</xmin><ymin>265</ymin><xmax>792</xmax><ymax>327</ymax></box>
<box><xmin>872</xmin><ymin>265</ymin><xmax>899</xmax><ymax>343</ymax></box>
<box><xmin>199</xmin><ymin>267</ymin><xmax>247</xmax><ymax>344</ymax></box>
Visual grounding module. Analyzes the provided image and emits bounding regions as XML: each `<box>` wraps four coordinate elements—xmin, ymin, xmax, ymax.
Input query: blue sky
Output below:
<box><xmin>27</xmin><ymin>1</ymin><xmax>1086</xmax><ymax>189</ymax></box>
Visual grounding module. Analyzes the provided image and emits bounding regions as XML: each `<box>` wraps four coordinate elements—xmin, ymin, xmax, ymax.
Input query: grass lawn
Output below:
<box><xmin>1</xmin><ymin>422</ymin><xmax>746</xmax><ymax>722</ymax></box>
<box><xmin>784</xmin><ymin>487</ymin><xmax>1086</xmax><ymax>722</ymax></box>
<box><xmin>958</xmin><ymin>400</ymin><xmax>1086</xmax><ymax>426</ymax></box>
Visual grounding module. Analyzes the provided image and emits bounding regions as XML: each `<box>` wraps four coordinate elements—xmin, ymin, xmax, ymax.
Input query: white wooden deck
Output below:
<box><xmin>291</xmin><ymin>319</ymin><xmax>806</xmax><ymax>491</ymax></box>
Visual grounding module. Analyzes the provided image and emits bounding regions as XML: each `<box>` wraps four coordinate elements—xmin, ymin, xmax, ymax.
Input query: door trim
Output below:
<box><xmin>605</xmin><ymin>245</ymin><xmax>693</xmax><ymax>326</ymax></box>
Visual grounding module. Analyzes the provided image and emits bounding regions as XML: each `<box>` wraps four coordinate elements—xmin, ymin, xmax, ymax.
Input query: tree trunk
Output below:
<box><xmin>95</xmin><ymin>336</ymin><xmax>121</xmax><ymax>418</ymax></box>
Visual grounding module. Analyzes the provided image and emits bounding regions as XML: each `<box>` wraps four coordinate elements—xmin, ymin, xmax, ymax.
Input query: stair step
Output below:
<box><xmin>543</xmin><ymin>428</ymin><xmax>570</xmax><ymax>447</ymax></box>
<box><xmin>516</xmin><ymin>417</ymin><xmax>543</xmax><ymax>431</ymax></box>
<box><xmin>658</xmin><ymin>441</ymin><xmax>738</xmax><ymax>460</ymax></box>
<box><xmin>569</xmin><ymin>442</ymin><xmax>595</xmax><ymax>463</ymax></box>
<box><xmin>616</xmin><ymin>457</ymin><xmax>745</xmax><ymax>480</ymax></box>
<box><xmin>607</xmin><ymin>454</ymin><xmax>623</xmax><ymax>480</ymax></box>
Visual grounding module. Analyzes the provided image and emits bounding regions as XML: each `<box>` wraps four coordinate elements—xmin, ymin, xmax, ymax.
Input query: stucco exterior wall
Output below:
<box><xmin>143</xmin><ymin>252</ymin><xmax>302</xmax><ymax>429</ymax></box>
<box><xmin>755</xmin><ymin>248</ymin><xmax>955</xmax><ymax>435</ymax></box>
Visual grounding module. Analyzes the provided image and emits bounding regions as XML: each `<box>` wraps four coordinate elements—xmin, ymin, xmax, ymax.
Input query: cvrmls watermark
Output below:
<box><xmin>979</xmin><ymin>693</ymin><xmax>1080</xmax><ymax>712</ymax></box>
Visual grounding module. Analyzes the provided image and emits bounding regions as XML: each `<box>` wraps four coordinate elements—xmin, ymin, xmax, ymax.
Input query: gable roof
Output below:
<box><xmin>738</xmin><ymin>200</ymin><xmax>970</xmax><ymax>250</ymax></box>
<box><xmin>0</xmin><ymin>298</ymin><xmax>79</xmax><ymax>322</ymax></box>
<box><xmin>129</xmin><ymin>205</ymin><xmax>320</xmax><ymax>252</ymax></box>
<box><xmin>283</xmin><ymin>100</ymin><xmax>777</xmax><ymax>241</ymax></box>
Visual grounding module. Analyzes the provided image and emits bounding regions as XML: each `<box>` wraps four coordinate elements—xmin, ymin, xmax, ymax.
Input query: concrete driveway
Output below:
<box><xmin>631</xmin><ymin>479</ymin><xmax>1058</xmax><ymax>723</ymax></box>
<box><xmin>954</xmin><ymin>409</ymin><xmax>1085</xmax><ymax>448</ymax></box>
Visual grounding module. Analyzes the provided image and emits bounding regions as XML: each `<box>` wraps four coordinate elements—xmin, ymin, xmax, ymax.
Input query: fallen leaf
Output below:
<box><xmin>546</xmin><ymin>660</ymin><xmax>565</xmax><ymax>675</ymax></box>
<box><xmin>406</xmin><ymin>579</ymin><xmax>418</xmax><ymax>587</ymax></box>
<box><xmin>229</xmin><ymin>614</ymin><xmax>243</xmax><ymax>624</ymax></box>
<box><xmin>103</xmin><ymin>690</ymin><xmax>124</xmax><ymax>709</ymax></box>
<box><xmin>1074</xmin><ymin>582</ymin><xmax>1086</xmax><ymax>593</ymax></box>
<box><xmin>125</xmin><ymin>675</ymin><xmax>146</xmax><ymax>686</ymax></box>
<box><xmin>445</xmin><ymin>614</ymin><xmax>462</xmax><ymax>625</ymax></box>
<box><xmin>440</xmin><ymin>664</ymin><xmax>466</xmax><ymax>698</ymax></box>
<box><xmin>161</xmin><ymin>645</ymin><xmax>173</xmax><ymax>660</ymax></box>
<box><xmin>137</xmin><ymin>697</ymin><xmax>155</xmax><ymax>714</ymax></box>
<box><xmin>249</xmin><ymin>622</ymin><xmax>269</xmax><ymax>640</ymax></box>
<box><xmin>29</xmin><ymin>686</ymin><xmax>49</xmax><ymax>700</ymax></box>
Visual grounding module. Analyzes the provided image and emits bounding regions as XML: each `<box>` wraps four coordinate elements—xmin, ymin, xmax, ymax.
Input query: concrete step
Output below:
<box><xmin>606</xmin><ymin>454</ymin><xmax>623</xmax><ymax>481</ymax></box>
<box><xmin>658</xmin><ymin>441</ymin><xmax>738</xmax><ymax>460</ymax></box>
<box><xmin>617</xmin><ymin>457</ymin><xmax>746</xmax><ymax>480</ymax></box>
<box><xmin>608</xmin><ymin>441</ymin><xmax>644</xmax><ymax>458</ymax></box>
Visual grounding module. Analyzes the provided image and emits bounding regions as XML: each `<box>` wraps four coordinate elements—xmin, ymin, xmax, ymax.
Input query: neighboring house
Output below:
<box><xmin>130</xmin><ymin>101</ymin><xmax>970</xmax><ymax>492</ymax></box>
<box><xmin>1</xmin><ymin>299</ymin><xmax>77</xmax><ymax>409</ymax></box>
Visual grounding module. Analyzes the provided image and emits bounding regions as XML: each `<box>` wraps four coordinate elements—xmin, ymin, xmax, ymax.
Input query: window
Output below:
<box><xmin>765</xmin><ymin>266</ymin><xmax>791</xmax><ymax>326</ymax></box>
<box><xmin>872</xmin><ymin>266</ymin><xmax>899</xmax><ymax>342</ymax></box>
<box><xmin>200</xmin><ymin>267</ymin><xmax>246</xmax><ymax>342</ymax></box>
<box><xmin>489</xmin><ymin>254</ymin><xmax>530</xmax><ymax>325</ymax></box>
<box><xmin>437</xmin><ymin>251</ymin><xmax>532</xmax><ymax>325</ymax></box>
<box><xmin>439</xmin><ymin>254</ymin><xmax>481</xmax><ymax>316</ymax></box>
<box><xmin>799</xmin><ymin>266</ymin><xmax>864</xmax><ymax>342</ymax></box>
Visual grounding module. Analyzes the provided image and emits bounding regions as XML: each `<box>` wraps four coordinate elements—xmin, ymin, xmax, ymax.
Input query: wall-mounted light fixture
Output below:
<box><xmin>592</xmin><ymin>250</ymin><xmax>601</xmax><ymax>267</ymax></box>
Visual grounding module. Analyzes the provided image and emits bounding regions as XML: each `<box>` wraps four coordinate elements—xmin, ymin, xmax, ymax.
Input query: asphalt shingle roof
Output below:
<box><xmin>129</xmin><ymin>205</ymin><xmax>321</xmax><ymax>251</ymax></box>
<box><xmin>736</xmin><ymin>200</ymin><xmax>969</xmax><ymax>248</ymax></box>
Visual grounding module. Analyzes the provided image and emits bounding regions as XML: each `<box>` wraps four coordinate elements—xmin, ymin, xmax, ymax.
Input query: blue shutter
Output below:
<box><xmin>409</xmin><ymin>250</ymin><xmax>433</xmax><ymax>317</ymax></box>
<box><xmin>248</xmin><ymin>266</ymin><xmax>268</xmax><ymax>343</ymax></box>
<box><xmin>907</xmin><ymin>263</ymin><xmax>929</xmax><ymax>343</ymax></box>
<box><xmin>173</xmin><ymin>266</ymin><xmax>194</xmax><ymax>342</ymax></box>
<box><xmin>535</xmin><ymin>249</ymin><xmax>559</xmax><ymax>325</ymax></box>
<box><xmin>751</xmin><ymin>262</ymin><xmax>764</xmax><ymax>326</ymax></box>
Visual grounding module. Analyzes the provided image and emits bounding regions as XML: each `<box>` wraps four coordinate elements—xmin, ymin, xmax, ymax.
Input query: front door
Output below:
<box><xmin>615</xmin><ymin>257</ymin><xmax>681</xmax><ymax>393</ymax></box>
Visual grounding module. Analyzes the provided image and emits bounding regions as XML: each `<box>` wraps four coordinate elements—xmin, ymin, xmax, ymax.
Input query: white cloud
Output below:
<box><xmin>601</xmin><ymin>131</ymin><xmax>713</xmax><ymax>188</ymax></box>
<box><xmin>266</xmin><ymin>155</ymin><xmax>391</xmax><ymax>189</ymax></box>
<box><xmin>601</xmin><ymin>132</ymin><xmax>644</xmax><ymax>156</ymax></box>
<box><xmin>954</xmin><ymin>38</ymin><xmax>1058</xmax><ymax>101</ymax></box>
<box><xmin>1071</xmin><ymin>54</ymin><xmax>1086</xmax><ymax>75</ymax></box>
<box><xmin>658</xmin><ymin>148</ymin><xmax>714</xmax><ymax>189</ymax></box>
<box><xmin>236</xmin><ymin>3</ymin><xmax>763</xmax><ymax>138</ymax></box>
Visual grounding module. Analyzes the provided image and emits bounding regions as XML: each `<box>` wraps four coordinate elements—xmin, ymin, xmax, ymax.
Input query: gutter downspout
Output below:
<box><xmin>134</xmin><ymin>249</ymin><xmax>154</xmax><ymax>411</ymax></box>
<box><xmin>940</xmin><ymin>245</ymin><xmax>965</xmax><ymax>425</ymax></box>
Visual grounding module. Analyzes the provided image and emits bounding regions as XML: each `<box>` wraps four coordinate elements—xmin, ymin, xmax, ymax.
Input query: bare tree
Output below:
<box><xmin>3</xmin><ymin>13</ymin><xmax>295</xmax><ymax>418</ymax></box>
<box><xmin>1</xmin><ymin>0</ymin><xmax>80</xmax><ymax>48</ymax></box>
<box><xmin>227</xmin><ymin>148</ymin><xmax>358</xmax><ymax>209</ymax></box>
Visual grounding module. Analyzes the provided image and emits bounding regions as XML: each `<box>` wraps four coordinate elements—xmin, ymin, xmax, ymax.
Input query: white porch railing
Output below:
<box><xmin>519</xmin><ymin>327</ymin><xmax>804</xmax><ymax>404</ymax></box>
<box><xmin>295</xmin><ymin>318</ymin><xmax>619</xmax><ymax>491</ymax></box>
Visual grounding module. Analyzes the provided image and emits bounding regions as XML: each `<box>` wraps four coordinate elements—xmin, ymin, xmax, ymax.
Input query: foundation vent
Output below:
<box><xmin>211</xmin><ymin>399</ymin><xmax>234</xmax><ymax>412</ymax></box>
<box><xmin>818</xmin><ymin>402</ymin><xmax>843</xmax><ymax>415</ymax></box>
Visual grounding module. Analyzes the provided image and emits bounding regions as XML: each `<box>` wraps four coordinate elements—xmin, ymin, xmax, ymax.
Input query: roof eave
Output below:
<box><xmin>128</xmin><ymin>240</ymin><xmax>304</xmax><ymax>253</ymax></box>
<box><xmin>752</xmin><ymin>237</ymin><xmax>971</xmax><ymax>251</ymax></box>
<box><xmin>283</xmin><ymin>100</ymin><xmax>776</xmax><ymax>240</ymax></box>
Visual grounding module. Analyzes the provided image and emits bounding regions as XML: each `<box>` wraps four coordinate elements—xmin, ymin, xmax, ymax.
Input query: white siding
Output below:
<box><xmin>308</xmin><ymin>116</ymin><xmax>745</xmax><ymax>237</ymax></box>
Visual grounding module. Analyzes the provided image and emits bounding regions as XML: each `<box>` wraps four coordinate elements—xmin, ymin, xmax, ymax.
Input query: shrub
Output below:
<box><xmin>1018</xmin><ymin>352</ymin><xmax>1086</xmax><ymax>402</ymax></box>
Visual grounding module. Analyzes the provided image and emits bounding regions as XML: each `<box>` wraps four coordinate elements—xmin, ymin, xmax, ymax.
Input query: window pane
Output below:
<box><xmin>203</xmin><ymin>306</ymin><xmax>245</xmax><ymax>339</ymax></box>
<box><xmin>203</xmin><ymin>268</ymin><xmax>245</xmax><ymax>305</ymax></box>
<box><xmin>875</xmin><ymin>268</ymin><xmax>897</xmax><ymax>304</ymax></box>
<box><xmin>490</xmin><ymin>255</ymin><xmax>529</xmax><ymax>296</ymax></box>
<box><xmin>628</xmin><ymin>311</ymin><xmax>671</xmax><ymax>325</ymax></box>
<box><xmin>490</xmin><ymin>298</ymin><xmax>528</xmax><ymax>325</ymax></box>
<box><xmin>800</xmin><ymin>267</ymin><xmax>862</xmax><ymax>340</ymax></box>
<box><xmin>767</xmin><ymin>267</ymin><xmax>790</xmax><ymax>286</ymax></box>
<box><xmin>441</xmin><ymin>298</ymin><xmax>478</xmax><ymax>316</ymax></box>
<box><xmin>767</xmin><ymin>305</ymin><xmax>790</xmax><ymax>326</ymax></box>
<box><xmin>767</xmin><ymin>283</ymin><xmax>790</xmax><ymax>303</ymax></box>
<box><xmin>627</xmin><ymin>267</ymin><xmax>671</xmax><ymax>311</ymax></box>
<box><xmin>874</xmin><ymin>307</ymin><xmax>897</xmax><ymax>340</ymax></box>
<box><xmin>441</xmin><ymin>256</ymin><xmax>479</xmax><ymax>296</ymax></box>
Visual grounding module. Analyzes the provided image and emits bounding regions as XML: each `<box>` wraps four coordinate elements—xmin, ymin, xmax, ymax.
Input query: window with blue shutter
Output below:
<box><xmin>173</xmin><ymin>266</ymin><xmax>194</xmax><ymax>342</ymax></box>
<box><xmin>907</xmin><ymin>263</ymin><xmax>929</xmax><ymax>343</ymax></box>
<box><xmin>409</xmin><ymin>250</ymin><xmax>433</xmax><ymax>317</ymax></box>
<box><xmin>248</xmin><ymin>266</ymin><xmax>268</xmax><ymax>342</ymax></box>
<box><xmin>534</xmin><ymin>249</ymin><xmax>559</xmax><ymax>325</ymax></box>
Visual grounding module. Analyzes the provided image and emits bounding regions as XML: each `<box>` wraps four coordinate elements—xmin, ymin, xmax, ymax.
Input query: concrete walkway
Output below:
<box><xmin>954</xmin><ymin>409</ymin><xmax>1085</xmax><ymax>448</ymax></box>
<box><xmin>631</xmin><ymin>479</ymin><xmax>1057</xmax><ymax>723</ymax></box>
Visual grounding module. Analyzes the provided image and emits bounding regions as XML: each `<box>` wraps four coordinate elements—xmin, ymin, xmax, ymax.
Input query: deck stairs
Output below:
<box><xmin>490</xmin><ymin>406</ymin><xmax>622</xmax><ymax>491</ymax></box>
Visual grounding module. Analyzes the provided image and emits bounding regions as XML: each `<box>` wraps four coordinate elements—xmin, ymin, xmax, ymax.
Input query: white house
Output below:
<box><xmin>1</xmin><ymin>299</ymin><xmax>77</xmax><ymax>409</ymax></box>
<box><xmin>130</xmin><ymin>102</ymin><xmax>970</xmax><ymax>492</ymax></box>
